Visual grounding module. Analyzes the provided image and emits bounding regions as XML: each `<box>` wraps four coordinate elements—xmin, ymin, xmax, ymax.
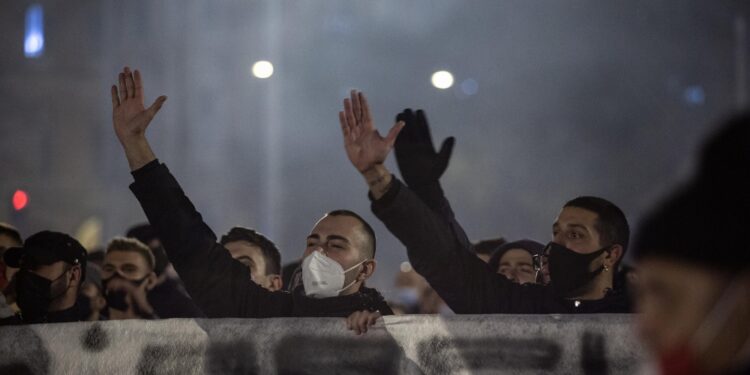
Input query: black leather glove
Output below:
<box><xmin>394</xmin><ymin>109</ymin><xmax>455</xmax><ymax>188</ymax></box>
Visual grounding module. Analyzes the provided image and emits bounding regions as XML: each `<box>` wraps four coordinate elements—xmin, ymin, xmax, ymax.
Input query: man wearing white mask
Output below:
<box><xmin>109</xmin><ymin>67</ymin><xmax>392</xmax><ymax>326</ymax></box>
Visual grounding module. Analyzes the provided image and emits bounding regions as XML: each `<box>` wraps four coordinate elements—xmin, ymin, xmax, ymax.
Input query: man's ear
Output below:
<box><xmin>604</xmin><ymin>245</ymin><xmax>623</xmax><ymax>269</ymax></box>
<box><xmin>359</xmin><ymin>260</ymin><xmax>377</xmax><ymax>281</ymax></box>
<box><xmin>70</xmin><ymin>265</ymin><xmax>83</xmax><ymax>287</ymax></box>
<box><xmin>145</xmin><ymin>271</ymin><xmax>158</xmax><ymax>291</ymax></box>
<box><xmin>267</xmin><ymin>274</ymin><xmax>283</xmax><ymax>292</ymax></box>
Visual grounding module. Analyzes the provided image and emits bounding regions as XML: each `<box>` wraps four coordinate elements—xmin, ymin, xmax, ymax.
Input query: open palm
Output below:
<box><xmin>339</xmin><ymin>90</ymin><xmax>403</xmax><ymax>173</ymax></box>
<box><xmin>111</xmin><ymin>67</ymin><xmax>166</xmax><ymax>145</ymax></box>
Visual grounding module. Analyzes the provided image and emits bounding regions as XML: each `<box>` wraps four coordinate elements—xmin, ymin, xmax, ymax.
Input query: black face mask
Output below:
<box><xmin>16</xmin><ymin>269</ymin><xmax>69</xmax><ymax>323</ymax></box>
<box><xmin>102</xmin><ymin>275</ymin><xmax>148</xmax><ymax>312</ymax></box>
<box><xmin>546</xmin><ymin>242</ymin><xmax>610</xmax><ymax>298</ymax></box>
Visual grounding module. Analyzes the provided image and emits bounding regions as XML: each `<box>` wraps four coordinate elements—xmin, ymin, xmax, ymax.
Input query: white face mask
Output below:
<box><xmin>302</xmin><ymin>251</ymin><xmax>368</xmax><ymax>298</ymax></box>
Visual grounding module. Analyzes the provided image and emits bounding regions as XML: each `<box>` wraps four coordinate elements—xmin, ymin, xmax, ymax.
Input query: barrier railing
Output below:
<box><xmin>0</xmin><ymin>314</ymin><xmax>645</xmax><ymax>374</ymax></box>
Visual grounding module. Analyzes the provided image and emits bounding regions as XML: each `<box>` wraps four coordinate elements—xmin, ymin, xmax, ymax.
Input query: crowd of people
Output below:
<box><xmin>0</xmin><ymin>66</ymin><xmax>748</xmax><ymax>374</ymax></box>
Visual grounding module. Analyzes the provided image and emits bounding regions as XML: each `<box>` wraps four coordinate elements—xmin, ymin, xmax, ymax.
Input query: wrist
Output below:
<box><xmin>120</xmin><ymin>136</ymin><xmax>156</xmax><ymax>171</ymax></box>
<box><xmin>362</xmin><ymin>164</ymin><xmax>393</xmax><ymax>200</ymax></box>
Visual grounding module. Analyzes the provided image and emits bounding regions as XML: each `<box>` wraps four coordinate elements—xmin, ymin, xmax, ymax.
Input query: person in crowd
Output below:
<box><xmin>633</xmin><ymin>112</ymin><xmax>750</xmax><ymax>375</ymax></box>
<box><xmin>126</xmin><ymin>223</ymin><xmax>204</xmax><ymax>318</ymax></box>
<box><xmin>472</xmin><ymin>237</ymin><xmax>507</xmax><ymax>263</ymax></box>
<box><xmin>220</xmin><ymin>227</ymin><xmax>283</xmax><ymax>292</ymax></box>
<box><xmin>101</xmin><ymin>237</ymin><xmax>159</xmax><ymax>319</ymax></box>
<box><xmin>0</xmin><ymin>231</ymin><xmax>89</xmax><ymax>325</ymax></box>
<box><xmin>109</xmin><ymin>68</ymin><xmax>391</xmax><ymax>330</ymax></box>
<box><xmin>390</xmin><ymin>263</ymin><xmax>428</xmax><ymax>314</ymax></box>
<box><xmin>79</xmin><ymin>281</ymin><xmax>106</xmax><ymax>321</ymax></box>
<box><xmin>0</xmin><ymin>223</ymin><xmax>23</xmax><ymax>317</ymax></box>
<box><xmin>0</xmin><ymin>223</ymin><xmax>23</xmax><ymax>288</ymax></box>
<box><xmin>338</xmin><ymin>90</ymin><xmax>630</xmax><ymax>314</ymax></box>
<box><xmin>487</xmin><ymin>240</ymin><xmax>544</xmax><ymax>285</ymax></box>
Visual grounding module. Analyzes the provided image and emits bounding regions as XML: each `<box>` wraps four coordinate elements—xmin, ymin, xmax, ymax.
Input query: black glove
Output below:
<box><xmin>394</xmin><ymin>109</ymin><xmax>455</xmax><ymax>188</ymax></box>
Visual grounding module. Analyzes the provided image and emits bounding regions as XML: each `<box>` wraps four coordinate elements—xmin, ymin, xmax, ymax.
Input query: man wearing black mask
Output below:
<box><xmin>338</xmin><ymin>90</ymin><xmax>630</xmax><ymax>313</ymax></box>
<box><xmin>109</xmin><ymin>67</ymin><xmax>391</xmax><ymax>327</ymax></box>
<box><xmin>0</xmin><ymin>231</ymin><xmax>90</xmax><ymax>325</ymax></box>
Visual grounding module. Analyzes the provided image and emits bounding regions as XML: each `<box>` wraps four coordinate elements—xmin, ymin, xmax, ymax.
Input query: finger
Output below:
<box><xmin>416</xmin><ymin>110</ymin><xmax>436</xmax><ymax>151</ymax></box>
<box><xmin>368</xmin><ymin>311</ymin><xmax>382</xmax><ymax>326</ymax></box>
<box><xmin>359</xmin><ymin>315</ymin><xmax>369</xmax><ymax>334</ymax></box>
<box><xmin>438</xmin><ymin>137</ymin><xmax>455</xmax><ymax>163</ymax></box>
<box><xmin>344</xmin><ymin>98</ymin><xmax>357</xmax><ymax>130</ymax></box>
<box><xmin>146</xmin><ymin>96</ymin><xmax>168</xmax><ymax>118</ymax></box>
<box><xmin>111</xmin><ymin>85</ymin><xmax>120</xmax><ymax>108</ymax></box>
<box><xmin>339</xmin><ymin>111</ymin><xmax>351</xmax><ymax>139</ymax></box>
<box><xmin>118</xmin><ymin>73</ymin><xmax>127</xmax><ymax>101</ymax></box>
<box><xmin>385</xmin><ymin>121</ymin><xmax>406</xmax><ymax>148</ymax></box>
<box><xmin>125</xmin><ymin>67</ymin><xmax>136</xmax><ymax>98</ymax></box>
<box><xmin>359</xmin><ymin>92</ymin><xmax>374</xmax><ymax>130</ymax></box>
<box><xmin>346</xmin><ymin>315</ymin><xmax>353</xmax><ymax>330</ymax></box>
<box><xmin>351</xmin><ymin>90</ymin><xmax>362</xmax><ymax>122</ymax></box>
<box><xmin>134</xmin><ymin>69</ymin><xmax>144</xmax><ymax>99</ymax></box>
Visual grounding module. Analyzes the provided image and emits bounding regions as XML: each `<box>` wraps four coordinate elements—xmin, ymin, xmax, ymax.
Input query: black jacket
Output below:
<box><xmin>371</xmin><ymin>178</ymin><xmax>631</xmax><ymax>314</ymax></box>
<box><xmin>0</xmin><ymin>301</ymin><xmax>90</xmax><ymax>326</ymax></box>
<box><xmin>129</xmin><ymin>161</ymin><xmax>392</xmax><ymax>318</ymax></box>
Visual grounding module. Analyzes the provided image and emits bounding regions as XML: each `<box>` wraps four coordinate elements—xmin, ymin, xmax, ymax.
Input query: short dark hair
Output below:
<box><xmin>105</xmin><ymin>237</ymin><xmax>155</xmax><ymax>272</ymax></box>
<box><xmin>326</xmin><ymin>210</ymin><xmax>376</xmax><ymax>259</ymax></box>
<box><xmin>220</xmin><ymin>227</ymin><xmax>281</xmax><ymax>275</ymax></box>
<box><xmin>472</xmin><ymin>237</ymin><xmax>507</xmax><ymax>256</ymax></box>
<box><xmin>564</xmin><ymin>196</ymin><xmax>630</xmax><ymax>254</ymax></box>
<box><xmin>0</xmin><ymin>223</ymin><xmax>23</xmax><ymax>248</ymax></box>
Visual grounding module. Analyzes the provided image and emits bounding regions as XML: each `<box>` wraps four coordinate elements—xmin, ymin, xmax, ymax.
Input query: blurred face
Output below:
<box><xmin>225</xmin><ymin>240</ymin><xmax>279</xmax><ymax>291</ymax></box>
<box><xmin>102</xmin><ymin>250</ymin><xmax>153</xmax><ymax>285</ymax></box>
<box><xmin>304</xmin><ymin>215</ymin><xmax>371</xmax><ymax>290</ymax></box>
<box><xmin>634</xmin><ymin>258</ymin><xmax>728</xmax><ymax>355</ymax></box>
<box><xmin>0</xmin><ymin>234</ymin><xmax>21</xmax><ymax>282</ymax></box>
<box><xmin>497</xmin><ymin>249</ymin><xmax>536</xmax><ymax>284</ymax></box>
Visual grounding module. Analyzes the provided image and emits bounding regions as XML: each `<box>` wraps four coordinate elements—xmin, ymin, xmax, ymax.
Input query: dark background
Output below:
<box><xmin>1</xmin><ymin>1</ymin><xmax>748</xmax><ymax>298</ymax></box>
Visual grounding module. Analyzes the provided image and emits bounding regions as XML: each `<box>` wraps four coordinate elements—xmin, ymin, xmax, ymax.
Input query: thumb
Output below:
<box><xmin>385</xmin><ymin>121</ymin><xmax>406</xmax><ymax>148</ymax></box>
<box><xmin>146</xmin><ymin>95</ymin><xmax>168</xmax><ymax>118</ymax></box>
<box><xmin>435</xmin><ymin>137</ymin><xmax>455</xmax><ymax>175</ymax></box>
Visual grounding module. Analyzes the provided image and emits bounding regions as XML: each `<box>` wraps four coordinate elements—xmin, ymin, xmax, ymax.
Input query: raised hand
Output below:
<box><xmin>111</xmin><ymin>67</ymin><xmax>167</xmax><ymax>145</ymax></box>
<box><xmin>110</xmin><ymin>67</ymin><xmax>166</xmax><ymax>170</ymax></box>
<box><xmin>339</xmin><ymin>90</ymin><xmax>404</xmax><ymax>174</ymax></box>
<box><xmin>394</xmin><ymin>109</ymin><xmax>455</xmax><ymax>188</ymax></box>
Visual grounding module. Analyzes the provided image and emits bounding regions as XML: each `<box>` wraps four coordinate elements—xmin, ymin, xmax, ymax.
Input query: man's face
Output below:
<box><xmin>0</xmin><ymin>234</ymin><xmax>21</xmax><ymax>282</ymax></box>
<box><xmin>102</xmin><ymin>250</ymin><xmax>152</xmax><ymax>284</ymax></box>
<box><xmin>225</xmin><ymin>240</ymin><xmax>278</xmax><ymax>291</ymax></box>
<box><xmin>552</xmin><ymin>206</ymin><xmax>604</xmax><ymax>254</ymax></box>
<box><xmin>634</xmin><ymin>258</ymin><xmax>728</xmax><ymax>357</ymax></box>
<box><xmin>497</xmin><ymin>249</ymin><xmax>536</xmax><ymax>284</ymax></box>
<box><xmin>304</xmin><ymin>215</ymin><xmax>369</xmax><ymax>286</ymax></box>
<box><xmin>26</xmin><ymin>261</ymin><xmax>72</xmax><ymax>299</ymax></box>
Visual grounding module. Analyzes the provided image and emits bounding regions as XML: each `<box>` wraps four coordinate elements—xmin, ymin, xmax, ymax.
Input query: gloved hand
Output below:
<box><xmin>394</xmin><ymin>109</ymin><xmax>455</xmax><ymax>188</ymax></box>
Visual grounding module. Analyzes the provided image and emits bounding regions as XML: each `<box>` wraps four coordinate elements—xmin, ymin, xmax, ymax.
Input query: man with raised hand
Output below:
<box><xmin>110</xmin><ymin>68</ymin><xmax>391</xmax><ymax>330</ymax></box>
<box><xmin>339</xmin><ymin>90</ymin><xmax>630</xmax><ymax>314</ymax></box>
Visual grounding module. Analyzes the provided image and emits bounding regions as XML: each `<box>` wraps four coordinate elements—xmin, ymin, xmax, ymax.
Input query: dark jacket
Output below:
<box><xmin>371</xmin><ymin>178</ymin><xmax>631</xmax><ymax>314</ymax></box>
<box><xmin>129</xmin><ymin>161</ymin><xmax>392</xmax><ymax>318</ymax></box>
<box><xmin>147</xmin><ymin>277</ymin><xmax>206</xmax><ymax>319</ymax></box>
<box><xmin>0</xmin><ymin>300</ymin><xmax>90</xmax><ymax>326</ymax></box>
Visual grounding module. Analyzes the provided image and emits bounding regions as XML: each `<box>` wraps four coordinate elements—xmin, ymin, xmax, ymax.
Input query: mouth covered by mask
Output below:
<box><xmin>546</xmin><ymin>242</ymin><xmax>610</xmax><ymax>298</ymax></box>
<box><xmin>102</xmin><ymin>274</ymin><xmax>149</xmax><ymax>312</ymax></box>
<box><xmin>301</xmin><ymin>251</ymin><xmax>367</xmax><ymax>299</ymax></box>
<box><xmin>16</xmin><ymin>269</ymin><xmax>69</xmax><ymax>323</ymax></box>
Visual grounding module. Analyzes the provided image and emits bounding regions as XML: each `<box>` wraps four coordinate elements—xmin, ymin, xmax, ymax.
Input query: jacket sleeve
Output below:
<box><xmin>371</xmin><ymin>178</ymin><xmax>547</xmax><ymax>314</ymax></box>
<box><xmin>409</xmin><ymin>182</ymin><xmax>474</xmax><ymax>254</ymax></box>
<box><xmin>129</xmin><ymin>161</ymin><xmax>292</xmax><ymax>318</ymax></box>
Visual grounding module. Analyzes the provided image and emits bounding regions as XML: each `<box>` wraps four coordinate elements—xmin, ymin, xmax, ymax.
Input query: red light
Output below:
<box><xmin>13</xmin><ymin>190</ymin><xmax>28</xmax><ymax>211</ymax></box>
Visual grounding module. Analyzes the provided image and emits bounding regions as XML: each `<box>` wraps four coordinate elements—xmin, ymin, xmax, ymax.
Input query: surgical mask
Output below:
<box><xmin>546</xmin><ymin>242</ymin><xmax>609</xmax><ymax>298</ymax></box>
<box><xmin>16</xmin><ymin>269</ymin><xmax>69</xmax><ymax>323</ymax></box>
<box><xmin>302</xmin><ymin>251</ymin><xmax>368</xmax><ymax>298</ymax></box>
<box><xmin>658</xmin><ymin>276</ymin><xmax>750</xmax><ymax>375</ymax></box>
